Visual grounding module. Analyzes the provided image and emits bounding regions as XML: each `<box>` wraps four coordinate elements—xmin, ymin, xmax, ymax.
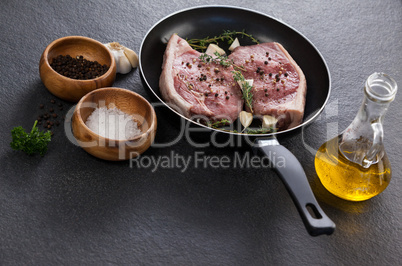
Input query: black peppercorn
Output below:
<box><xmin>275</xmin><ymin>74</ymin><xmax>280</xmax><ymax>82</ymax></box>
<box><xmin>50</xmin><ymin>55</ymin><xmax>109</xmax><ymax>80</ymax></box>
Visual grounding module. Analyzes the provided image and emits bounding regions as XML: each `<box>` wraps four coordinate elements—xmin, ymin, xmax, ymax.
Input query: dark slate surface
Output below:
<box><xmin>1</xmin><ymin>0</ymin><xmax>401</xmax><ymax>265</ymax></box>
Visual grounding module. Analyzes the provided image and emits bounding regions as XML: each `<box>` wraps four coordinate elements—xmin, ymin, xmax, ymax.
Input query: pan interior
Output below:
<box><xmin>140</xmin><ymin>6</ymin><xmax>331</xmax><ymax>136</ymax></box>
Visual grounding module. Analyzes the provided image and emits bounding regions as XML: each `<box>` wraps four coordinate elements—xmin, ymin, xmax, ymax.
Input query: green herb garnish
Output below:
<box><xmin>207</xmin><ymin>119</ymin><xmax>239</xmax><ymax>133</ymax></box>
<box><xmin>244</xmin><ymin>127</ymin><xmax>276</xmax><ymax>134</ymax></box>
<box><xmin>207</xmin><ymin>119</ymin><xmax>231</xmax><ymax>129</ymax></box>
<box><xmin>187</xmin><ymin>30</ymin><xmax>259</xmax><ymax>51</ymax></box>
<box><xmin>199</xmin><ymin>52</ymin><xmax>245</xmax><ymax>71</ymax></box>
<box><xmin>199</xmin><ymin>52</ymin><xmax>233</xmax><ymax>68</ymax></box>
<box><xmin>232</xmin><ymin>70</ymin><xmax>254</xmax><ymax>113</ymax></box>
<box><xmin>10</xmin><ymin>120</ymin><xmax>52</xmax><ymax>156</ymax></box>
<box><xmin>206</xmin><ymin>118</ymin><xmax>277</xmax><ymax>134</ymax></box>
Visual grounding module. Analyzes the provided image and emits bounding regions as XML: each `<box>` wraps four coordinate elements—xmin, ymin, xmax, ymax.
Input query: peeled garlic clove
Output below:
<box><xmin>239</xmin><ymin>111</ymin><xmax>253</xmax><ymax>130</ymax></box>
<box><xmin>244</xmin><ymin>79</ymin><xmax>253</xmax><ymax>87</ymax></box>
<box><xmin>205</xmin><ymin>44</ymin><xmax>226</xmax><ymax>57</ymax></box>
<box><xmin>123</xmin><ymin>47</ymin><xmax>139</xmax><ymax>68</ymax></box>
<box><xmin>237</xmin><ymin>79</ymin><xmax>253</xmax><ymax>89</ymax></box>
<box><xmin>262</xmin><ymin>115</ymin><xmax>278</xmax><ymax>129</ymax></box>
<box><xmin>229</xmin><ymin>37</ymin><xmax>240</xmax><ymax>51</ymax></box>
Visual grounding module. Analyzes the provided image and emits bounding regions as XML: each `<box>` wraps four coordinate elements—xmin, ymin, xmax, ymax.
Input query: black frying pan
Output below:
<box><xmin>139</xmin><ymin>5</ymin><xmax>335</xmax><ymax>236</ymax></box>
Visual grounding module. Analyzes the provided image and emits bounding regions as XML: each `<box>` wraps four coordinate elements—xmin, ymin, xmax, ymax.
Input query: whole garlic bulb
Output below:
<box><xmin>104</xmin><ymin>42</ymin><xmax>139</xmax><ymax>74</ymax></box>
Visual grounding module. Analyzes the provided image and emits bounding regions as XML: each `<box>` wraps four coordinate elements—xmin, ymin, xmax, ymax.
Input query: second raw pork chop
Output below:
<box><xmin>229</xmin><ymin>42</ymin><xmax>307</xmax><ymax>130</ymax></box>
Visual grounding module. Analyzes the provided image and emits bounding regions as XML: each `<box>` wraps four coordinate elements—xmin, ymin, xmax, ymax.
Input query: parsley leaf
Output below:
<box><xmin>10</xmin><ymin>120</ymin><xmax>52</xmax><ymax>156</ymax></box>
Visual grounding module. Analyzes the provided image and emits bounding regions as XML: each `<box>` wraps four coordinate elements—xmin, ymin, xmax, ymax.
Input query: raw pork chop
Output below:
<box><xmin>159</xmin><ymin>34</ymin><xmax>243</xmax><ymax>123</ymax></box>
<box><xmin>229</xmin><ymin>42</ymin><xmax>307</xmax><ymax>130</ymax></box>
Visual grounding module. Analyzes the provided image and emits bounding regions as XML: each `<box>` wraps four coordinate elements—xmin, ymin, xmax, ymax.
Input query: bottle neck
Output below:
<box><xmin>339</xmin><ymin>73</ymin><xmax>397</xmax><ymax>167</ymax></box>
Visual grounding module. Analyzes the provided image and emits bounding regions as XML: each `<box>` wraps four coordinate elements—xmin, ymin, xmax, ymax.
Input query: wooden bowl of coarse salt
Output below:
<box><xmin>72</xmin><ymin>87</ymin><xmax>157</xmax><ymax>161</ymax></box>
<box><xmin>39</xmin><ymin>36</ymin><xmax>117</xmax><ymax>102</ymax></box>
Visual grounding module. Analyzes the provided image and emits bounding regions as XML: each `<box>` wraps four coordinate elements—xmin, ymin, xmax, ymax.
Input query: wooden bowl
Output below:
<box><xmin>72</xmin><ymin>87</ymin><xmax>157</xmax><ymax>161</ymax></box>
<box><xmin>39</xmin><ymin>36</ymin><xmax>117</xmax><ymax>102</ymax></box>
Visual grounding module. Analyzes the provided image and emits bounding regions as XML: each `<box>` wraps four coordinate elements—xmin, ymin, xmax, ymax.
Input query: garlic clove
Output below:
<box><xmin>239</xmin><ymin>111</ymin><xmax>253</xmax><ymax>131</ymax></box>
<box><xmin>104</xmin><ymin>42</ymin><xmax>138</xmax><ymax>74</ymax></box>
<box><xmin>244</xmin><ymin>79</ymin><xmax>253</xmax><ymax>87</ymax></box>
<box><xmin>262</xmin><ymin>115</ymin><xmax>278</xmax><ymax>129</ymax></box>
<box><xmin>205</xmin><ymin>43</ymin><xmax>226</xmax><ymax>57</ymax></box>
<box><xmin>237</xmin><ymin>79</ymin><xmax>253</xmax><ymax>90</ymax></box>
<box><xmin>123</xmin><ymin>47</ymin><xmax>139</xmax><ymax>68</ymax></box>
<box><xmin>229</xmin><ymin>37</ymin><xmax>240</xmax><ymax>51</ymax></box>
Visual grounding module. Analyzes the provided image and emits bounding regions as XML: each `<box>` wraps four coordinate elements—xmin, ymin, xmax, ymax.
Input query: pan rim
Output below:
<box><xmin>139</xmin><ymin>4</ymin><xmax>332</xmax><ymax>137</ymax></box>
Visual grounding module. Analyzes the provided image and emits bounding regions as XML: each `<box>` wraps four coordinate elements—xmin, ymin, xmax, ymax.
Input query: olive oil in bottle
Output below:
<box><xmin>315</xmin><ymin>73</ymin><xmax>397</xmax><ymax>201</ymax></box>
<box><xmin>315</xmin><ymin>135</ymin><xmax>391</xmax><ymax>201</ymax></box>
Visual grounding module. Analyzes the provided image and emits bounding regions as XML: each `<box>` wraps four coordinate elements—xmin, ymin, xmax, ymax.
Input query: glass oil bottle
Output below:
<box><xmin>315</xmin><ymin>73</ymin><xmax>398</xmax><ymax>201</ymax></box>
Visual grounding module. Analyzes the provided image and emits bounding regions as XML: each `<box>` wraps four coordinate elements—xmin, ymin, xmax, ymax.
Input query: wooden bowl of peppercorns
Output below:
<box><xmin>39</xmin><ymin>36</ymin><xmax>117</xmax><ymax>102</ymax></box>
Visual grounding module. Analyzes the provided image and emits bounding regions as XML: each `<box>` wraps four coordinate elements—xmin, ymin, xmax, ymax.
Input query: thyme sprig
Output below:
<box><xmin>245</xmin><ymin>127</ymin><xmax>276</xmax><ymax>134</ymax></box>
<box><xmin>232</xmin><ymin>70</ymin><xmax>254</xmax><ymax>113</ymax></box>
<box><xmin>206</xmin><ymin>119</ymin><xmax>231</xmax><ymax>129</ymax></box>
<box><xmin>205</xmin><ymin>118</ymin><xmax>277</xmax><ymax>134</ymax></box>
<box><xmin>187</xmin><ymin>30</ymin><xmax>259</xmax><ymax>51</ymax></box>
<box><xmin>199</xmin><ymin>53</ymin><xmax>233</xmax><ymax>68</ymax></box>
<box><xmin>206</xmin><ymin>120</ymin><xmax>276</xmax><ymax>134</ymax></box>
<box><xmin>199</xmin><ymin>52</ymin><xmax>246</xmax><ymax>71</ymax></box>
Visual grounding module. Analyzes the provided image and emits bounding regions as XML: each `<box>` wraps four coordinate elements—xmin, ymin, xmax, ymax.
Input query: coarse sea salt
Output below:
<box><xmin>85</xmin><ymin>106</ymin><xmax>141</xmax><ymax>140</ymax></box>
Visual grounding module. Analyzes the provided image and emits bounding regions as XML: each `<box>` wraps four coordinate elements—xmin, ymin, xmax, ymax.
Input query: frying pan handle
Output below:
<box><xmin>254</xmin><ymin>138</ymin><xmax>335</xmax><ymax>236</ymax></box>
